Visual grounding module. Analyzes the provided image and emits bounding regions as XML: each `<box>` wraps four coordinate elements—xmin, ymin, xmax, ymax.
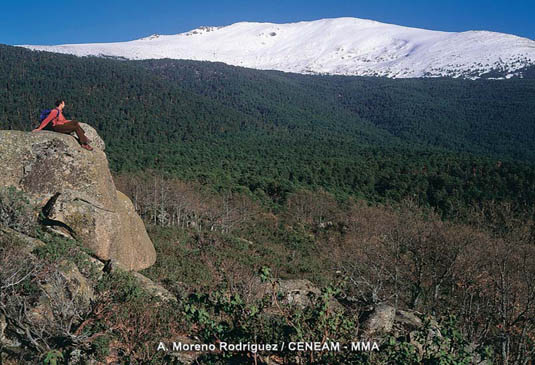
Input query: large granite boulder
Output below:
<box><xmin>0</xmin><ymin>129</ymin><xmax>156</xmax><ymax>271</ymax></box>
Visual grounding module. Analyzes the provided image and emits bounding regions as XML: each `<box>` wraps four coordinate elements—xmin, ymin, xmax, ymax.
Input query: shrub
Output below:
<box><xmin>0</xmin><ymin>186</ymin><xmax>38</xmax><ymax>234</ymax></box>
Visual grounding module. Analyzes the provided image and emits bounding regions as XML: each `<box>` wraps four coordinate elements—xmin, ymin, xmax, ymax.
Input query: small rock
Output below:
<box><xmin>278</xmin><ymin>279</ymin><xmax>321</xmax><ymax>307</ymax></box>
<box><xmin>104</xmin><ymin>260</ymin><xmax>177</xmax><ymax>302</ymax></box>
<box><xmin>248</xmin><ymin>278</ymin><xmax>342</xmax><ymax>311</ymax></box>
<box><xmin>68</xmin><ymin>349</ymin><xmax>83</xmax><ymax>364</ymax></box>
<box><xmin>130</xmin><ymin>271</ymin><xmax>177</xmax><ymax>302</ymax></box>
<box><xmin>361</xmin><ymin>303</ymin><xmax>396</xmax><ymax>335</ymax></box>
<box><xmin>395</xmin><ymin>309</ymin><xmax>423</xmax><ymax>329</ymax></box>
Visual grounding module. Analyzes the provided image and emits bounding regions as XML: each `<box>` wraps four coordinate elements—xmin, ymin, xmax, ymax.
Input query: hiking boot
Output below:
<box><xmin>81</xmin><ymin>144</ymin><xmax>93</xmax><ymax>151</ymax></box>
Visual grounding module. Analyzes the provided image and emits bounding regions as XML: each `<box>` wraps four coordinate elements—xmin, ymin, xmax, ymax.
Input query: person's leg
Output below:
<box><xmin>52</xmin><ymin>120</ymin><xmax>90</xmax><ymax>145</ymax></box>
<box><xmin>43</xmin><ymin>122</ymin><xmax>54</xmax><ymax>131</ymax></box>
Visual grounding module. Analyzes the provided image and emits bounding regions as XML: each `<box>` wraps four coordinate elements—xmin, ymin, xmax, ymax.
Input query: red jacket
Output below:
<box><xmin>36</xmin><ymin>108</ymin><xmax>69</xmax><ymax>130</ymax></box>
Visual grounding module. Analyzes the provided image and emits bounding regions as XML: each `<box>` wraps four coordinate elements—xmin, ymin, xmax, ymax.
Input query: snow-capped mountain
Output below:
<box><xmin>18</xmin><ymin>17</ymin><xmax>535</xmax><ymax>79</ymax></box>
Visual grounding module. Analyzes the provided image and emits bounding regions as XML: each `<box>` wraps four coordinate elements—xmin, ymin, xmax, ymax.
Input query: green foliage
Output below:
<box><xmin>140</xmin><ymin>226</ymin><xmax>216</xmax><ymax>289</ymax></box>
<box><xmin>259</xmin><ymin>266</ymin><xmax>272</xmax><ymax>283</ymax></box>
<box><xmin>90</xmin><ymin>335</ymin><xmax>111</xmax><ymax>359</ymax></box>
<box><xmin>43</xmin><ymin>350</ymin><xmax>64</xmax><ymax>365</ymax></box>
<box><xmin>96</xmin><ymin>268</ymin><xmax>147</xmax><ymax>302</ymax></box>
<box><xmin>142</xmin><ymin>223</ymin><xmax>330</xmax><ymax>294</ymax></box>
<box><xmin>380</xmin><ymin>336</ymin><xmax>420</xmax><ymax>364</ymax></box>
<box><xmin>85</xmin><ymin>268</ymin><xmax>182</xmax><ymax>363</ymax></box>
<box><xmin>377</xmin><ymin>315</ymin><xmax>492</xmax><ymax>364</ymax></box>
<box><xmin>140</xmin><ymin>58</ymin><xmax>535</xmax><ymax>162</ymax></box>
<box><xmin>33</xmin><ymin>228</ymin><xmax>88</xmax><ymax>263</ymax></box>
<box><xmin>0</xmin><ymin>186</ymin><xmax>38</xmax><ymax>234</ymax></box>
<box><xmin>386</xmin><ymin>315</ymin><xmax>475</xmax><ymax>365</ymax></box>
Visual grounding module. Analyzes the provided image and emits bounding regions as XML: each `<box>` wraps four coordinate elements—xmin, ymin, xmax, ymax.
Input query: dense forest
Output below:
<box><xmin>1</xmin><ymin>44</ymin><xmax>534</xmax><ymax>218</ymax></box>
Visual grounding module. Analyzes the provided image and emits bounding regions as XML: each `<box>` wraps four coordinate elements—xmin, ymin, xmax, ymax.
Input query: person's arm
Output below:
<box><xmin>33</xmin><ymin>109</ymin><xmax>59</xmax><ymax>132</ymax></box>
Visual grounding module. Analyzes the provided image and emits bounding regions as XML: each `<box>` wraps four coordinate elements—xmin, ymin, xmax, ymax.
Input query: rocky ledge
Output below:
<box><xmin>0</xmin><ymin>124</ymin><xmax>156</xmax><ymax>271</ymax></box>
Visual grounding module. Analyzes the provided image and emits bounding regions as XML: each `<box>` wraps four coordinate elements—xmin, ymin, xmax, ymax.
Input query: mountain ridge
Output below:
<box><xmin>18</xmin><ymin>17</ymin><xmax>535</xmax><ymax>79</ymax></box>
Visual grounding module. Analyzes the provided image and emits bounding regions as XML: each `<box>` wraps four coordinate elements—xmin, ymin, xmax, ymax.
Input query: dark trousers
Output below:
<box><xmin>50</xmin><ymin>120</ymin><xmax>89</xmax><ymax>145</ymax></box>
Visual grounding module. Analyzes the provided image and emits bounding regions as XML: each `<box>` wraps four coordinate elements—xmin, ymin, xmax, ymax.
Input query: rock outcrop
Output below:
<box><xmin>0</xmin><ymin>126</ymin><xmax>155</xmax><ymax>271</ymax></box>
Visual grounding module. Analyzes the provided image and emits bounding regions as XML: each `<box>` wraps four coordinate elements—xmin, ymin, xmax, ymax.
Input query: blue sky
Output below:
<box><xmin>1</xmin><ymin>0</ymin><xmax>533</xmax><ymax>45</ymax></box>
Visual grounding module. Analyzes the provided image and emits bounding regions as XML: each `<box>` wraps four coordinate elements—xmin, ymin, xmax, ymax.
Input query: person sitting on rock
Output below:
<box><xmin>32</xmin><ymin>99</ymin><xmax>93</xmax><ymax>151</ymax></box>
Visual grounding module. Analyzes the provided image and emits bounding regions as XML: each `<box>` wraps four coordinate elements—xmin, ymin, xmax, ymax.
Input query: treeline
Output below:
<box><xmin>113</xmin><ymin>147</ymin><xmax>535</xmax><ymax>220</ymax></box>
